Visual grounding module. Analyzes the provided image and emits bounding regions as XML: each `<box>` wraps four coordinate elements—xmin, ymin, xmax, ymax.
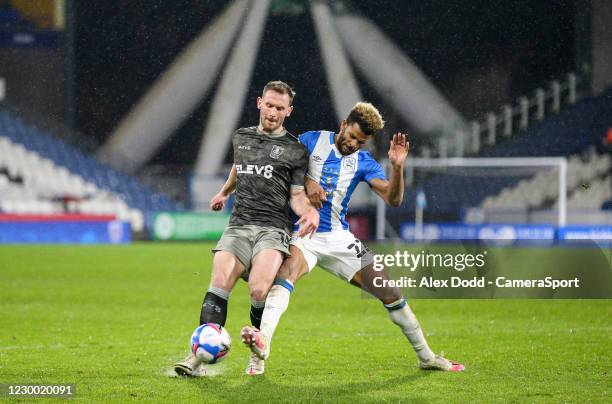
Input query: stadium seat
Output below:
<box><xmin>0</xmin><ymin>111</ymin><xmax>183</xmax><ymax>232</ymax></box>
<box><xmin>411</xmin><ymin>89</ymin><xmax>612</xmax><ymax>216</ymax></box>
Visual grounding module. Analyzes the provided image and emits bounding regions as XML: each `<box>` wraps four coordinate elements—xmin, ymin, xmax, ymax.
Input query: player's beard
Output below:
<box><xmin>261</xmin><ymin>115</ymin><xmax>281</xmax><ymax>133</ymax></box>
<box><xmin>336</xmin><ymin>129</ymin><xmax>356</xmax><ymax>155</ymax></box>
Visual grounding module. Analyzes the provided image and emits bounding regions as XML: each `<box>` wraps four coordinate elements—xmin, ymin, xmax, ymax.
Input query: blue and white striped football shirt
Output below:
<box><xmin>296</xmin><ymin>130</ymin><xmax>386</xmax><ymax>232</ymax></box>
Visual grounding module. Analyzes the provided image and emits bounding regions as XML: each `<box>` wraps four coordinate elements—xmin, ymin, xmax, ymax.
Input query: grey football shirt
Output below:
<box><xmin>229</xmin><ymin>126</ymin><xmax>308</xmax><ymax>233</ymax></box>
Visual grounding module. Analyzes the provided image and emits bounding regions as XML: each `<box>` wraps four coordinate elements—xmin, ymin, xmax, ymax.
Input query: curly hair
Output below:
<box><xmin>346</xmin><ymin>102</ymin><xmax>385</xmax><ymax>136</ymax></box>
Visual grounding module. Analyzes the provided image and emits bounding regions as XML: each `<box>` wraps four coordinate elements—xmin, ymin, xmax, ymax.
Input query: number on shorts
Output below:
<box><xmin>347</xmin><ymin>239</ymin><xmax>368</xmax><ymax>258</ymax></box>
<box><xmin>279</xmin><ymin>232</ymin><xmax>290</xmax><ymax>248</ymax></box>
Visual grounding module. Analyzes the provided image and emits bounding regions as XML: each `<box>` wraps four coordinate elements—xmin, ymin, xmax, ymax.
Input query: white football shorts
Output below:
<box><xmin>290</xmin><ymin>230</ymin><xmax>375</xmax><ymax>282</ymax></box>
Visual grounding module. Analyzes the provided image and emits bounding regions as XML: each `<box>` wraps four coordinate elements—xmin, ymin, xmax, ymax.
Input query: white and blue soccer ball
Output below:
<box><xmin>190</xmin><ymin>323</ymin><xmax>231</xmax><ymax>364</ymax></box>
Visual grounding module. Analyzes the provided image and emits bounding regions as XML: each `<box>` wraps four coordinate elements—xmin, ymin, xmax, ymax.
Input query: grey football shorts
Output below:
<box><xmin>213</xmin><ymin>225</ymin><xmax>291</xmax><ymax>273</ymax></box>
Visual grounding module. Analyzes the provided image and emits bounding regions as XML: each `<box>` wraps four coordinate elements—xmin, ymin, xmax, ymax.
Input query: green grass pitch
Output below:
<box><xmin>0</xmin><ymin>244</ymin><xmax>610</xmax><ymax>402</ymax></box>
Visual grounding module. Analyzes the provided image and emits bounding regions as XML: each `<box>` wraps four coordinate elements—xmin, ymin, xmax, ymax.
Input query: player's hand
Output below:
<box><xmin>210</xmin><ymin>192</ymin><xmax>229</xmax><ymax>211</ymax></box>
<box><xmin>296</xmin><ymin>208</ymin><xmax>319</xmax><ymax>238</ymax></box>
<box><xmin>305</xmin><ymin>177</ymin><xmax>326</xmax><ymax>209</ymax></box>
<box><xmin>388</xmin><ymin>133</ymin><xmax>409</xmax><ymax>167</ymax></box>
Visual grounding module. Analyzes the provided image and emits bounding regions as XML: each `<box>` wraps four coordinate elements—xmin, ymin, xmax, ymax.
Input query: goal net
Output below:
<box><xmin>376</xmin><ymin>157</ymin><xmax>567</xmax><ymax>242</ymax></box>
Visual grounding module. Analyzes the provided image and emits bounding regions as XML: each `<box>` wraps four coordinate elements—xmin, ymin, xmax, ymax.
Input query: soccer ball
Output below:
<box><xmin>190</xmin><ymin>323</ymin><xmax>231</xmax><ymax>364</ymax></box>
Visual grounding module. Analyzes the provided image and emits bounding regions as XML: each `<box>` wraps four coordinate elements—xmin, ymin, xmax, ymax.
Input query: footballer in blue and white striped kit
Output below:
<box><xmin>242</xmin><ymin>102</ymin><xmax>464</xmax><ymax>375</ymax></box>
<box><xmin>300</xmin><ymin>129</ymin><xmax>386</xmax><ymax>232</ymax></box>
<box><xmin>288</xmin><ymin>128</ymin><xmax>386</xmax><ymax>281</ymax></box>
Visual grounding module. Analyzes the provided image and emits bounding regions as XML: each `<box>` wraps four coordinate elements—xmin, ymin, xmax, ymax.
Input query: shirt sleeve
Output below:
<box><xmin>290</xmin><ymin>146</ymin><xmax>309</xmax><ymax>188</ymax></box>
<box><xmin>298</xmin><ymin>131</ymin><xmax>319</xmax><ymax>154</ymax></box>
<box><xmin>230</xmin><ymin>130</ymin><xmax>237</xmax><ymax>162</ymax></box>
<box><xmin>362</xmin><ymin>152</ymin><xmax>386</xmax><ymax>185</ymax></box>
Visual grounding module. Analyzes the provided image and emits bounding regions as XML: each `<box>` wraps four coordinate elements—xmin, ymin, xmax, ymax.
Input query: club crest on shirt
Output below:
<box><xmin>342</xmin><ymin>157</ymin><xmax>356</xmax><ymax>171</ymax></box>
<box><xmin>270</xmin><ymin>145</ymin><xmax>284</xmax><ymax>159</ymax></box>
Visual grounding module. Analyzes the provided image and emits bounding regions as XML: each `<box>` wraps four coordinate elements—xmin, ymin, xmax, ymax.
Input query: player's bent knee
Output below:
<box><xmin>373</xmin><ymin>285</ymin><xmax>403</xmax><ymax>304</ymax></box>
<box><xmin>381</xmin><ymin>284</ymin><xmax>403</xmax><ymax>302</ymax></box>
<box><xmin>356</xmin><ymin>264</ymin><xmax>404</xmax><ymax>303</ymax></box>
<box><xmin>380</xmin><ymin>289</ymin><xmax>404</xmax><ymax>305</ymax></box>
<box><xmin>248</xmin><ymin>284</ymin><xmax>270</xmax><ymax>302</ymax></box>
<box><xmin>247</xmin><ymin>276</ymin><xmax>272</xmax><ymax>301</ymax></box>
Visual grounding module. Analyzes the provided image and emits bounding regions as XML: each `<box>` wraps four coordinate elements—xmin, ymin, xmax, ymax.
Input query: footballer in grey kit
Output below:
<box><xmin>175</xmin><ymin>81</ymin><xmax>318</xmax><ymax>377</ymax></box>
<box><xmin>230</xmin><ymin>126</ymin><xmax>308</xmax><ymax>234</ymax></box>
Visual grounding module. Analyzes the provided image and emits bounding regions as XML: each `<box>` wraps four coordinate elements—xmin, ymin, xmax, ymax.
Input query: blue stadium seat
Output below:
<box><xmin>0</xmin><ymin>111</ymin><xmax>183</xmax><ymax>219</ymax></box>
<box><xmin>418</xmin><ymin>88</ymin><xmax>612</xmax><ymax>216</ymax></box>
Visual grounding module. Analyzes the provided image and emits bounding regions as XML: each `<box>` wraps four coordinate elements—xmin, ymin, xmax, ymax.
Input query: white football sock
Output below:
<box><xmin>385</xmin><ymin>299</ymin><xmax>435</xmax><ymax>363</ymax></box>
<box><xmin>259</xmin><ymin>283</ymin><xmax>292</xmax><ymax>343</ymax></box>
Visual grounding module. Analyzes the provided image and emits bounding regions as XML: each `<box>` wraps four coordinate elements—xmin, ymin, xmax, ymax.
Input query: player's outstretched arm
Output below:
<box><xmin>210</xmin><ymin>164</ymin><xmax>237</xmax><ymax>211</ymax></box>
<box><xmin>304</xmin><ymin>176</ymin><xmax>326</xmax><ymax>209</ymax></box>
<box><xmin>290</xmin><ymin>188</ymin><xmax>319</xmax><ymax>238</ymax></box>
<box><xmin>370</xmin><ymin>133</ymin><xmax>410</xmax><ymax>207</ymax></box>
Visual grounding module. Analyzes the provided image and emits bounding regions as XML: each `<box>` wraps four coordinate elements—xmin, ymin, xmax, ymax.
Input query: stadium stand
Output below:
<box><xmin>0</xmin><ymin>111</ymin><xmax>182</xmax><ymax>232</ymax></box>
<box><xmin>405</xmin><ymin>88</ymin><xmax>612</xmax><ymax>215</ymax></box>
<box><xmin>482</xmin><ymin>148</ymin><xmax>611</xmax><ymax>210</ymax></box>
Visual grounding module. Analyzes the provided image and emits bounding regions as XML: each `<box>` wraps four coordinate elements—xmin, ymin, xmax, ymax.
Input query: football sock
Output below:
<box><xmin>200</xmin><ymin>287</ymin><xmax>229</xmax><ymax>326</ymax></box>
<box><xmin>259</xmin><ymin>278</ymin><xmax>293</xmax><ymax>342</ymax></box>
<box><xmin>250</xmin><ymin>299</ymin><xmax>266</xmax><ymax>329</ymax></box>
<box><xmin>385</xmin><ymin>298</ymin><xmax>436</xmax><ymax>363</ymax></box>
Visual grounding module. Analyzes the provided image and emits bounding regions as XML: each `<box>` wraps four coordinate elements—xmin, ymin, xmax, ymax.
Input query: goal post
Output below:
<box><xmin>376</xmin><ymin>157</ymin><xmax>568</xmax><ymax>240</ymax></box>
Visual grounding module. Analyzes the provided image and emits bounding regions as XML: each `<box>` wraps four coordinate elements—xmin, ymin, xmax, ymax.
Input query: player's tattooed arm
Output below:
<box><xmin>370</xmin><ymin>133</ymin><xmax>409</xmax><ymax>207</ymax></box>
<box><xmin>304</xmin><ymin>175</ymin><xmax>326</xmax><ymax>209</ymax></box>
<box><xmin>210</xmin><ymin>164</ymin><xmax>237</xmax><ymax>211</ymax></box>
<box><xmin>290</xmin><ymin>188</ymin><xmax>319</xmax><ymax>238</ymax></box>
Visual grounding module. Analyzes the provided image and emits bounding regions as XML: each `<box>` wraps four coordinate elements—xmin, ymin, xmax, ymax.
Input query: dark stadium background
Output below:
<box><xmin>2</xmin><ymin>0</ymin><xmax>608</xmax><ymax>239</ymax></box>
<box><xmin>73</xmin><ymin>0</ymin><xmax>581</xmax><ymax>168</ymax></box>
<box><xmin>1</xmin><ymin>2</ymin><xmax>610</xmax><ymax>400</ymax></box>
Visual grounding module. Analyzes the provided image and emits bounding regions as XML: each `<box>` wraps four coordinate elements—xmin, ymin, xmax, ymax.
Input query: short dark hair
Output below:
<box><xmin>346</xmin><ymin>102</ymin><xmax>385</xmax><ymax>136</ymax></box>
<box><xmin>262</xmin><ymin>80</ymin><xmax>296</xmax><ymax>104</ymax></box>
